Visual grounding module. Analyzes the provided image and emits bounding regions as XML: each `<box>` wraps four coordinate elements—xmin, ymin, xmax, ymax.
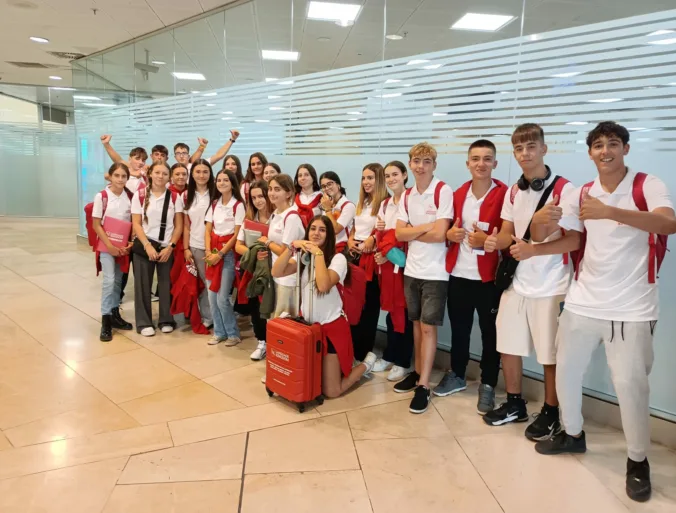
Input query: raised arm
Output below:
<box><xmin>209</xmin><ymin>130</ymin><xmax>240</xmax><ymax>166</ymax></box>
<box><xmin>101</xmin><ymin>135</ymin><xmax>124</xmax><ymax>164</ymax></box>
<box><xmin>189</xmin><ymin>138</ymin><xmax>208</xmax><ymax>164</ymax></box>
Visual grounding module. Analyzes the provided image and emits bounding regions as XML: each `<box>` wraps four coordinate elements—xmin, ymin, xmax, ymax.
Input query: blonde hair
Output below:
<box><xmin>357</xmin><ymin>163</ymin><xmax>388</xmax><ymax>216</ymax></box>
<box><xmin>511</xmin><ymin>123</ymin><xmax>545</xmax><ymax>145</ymax></box>
<box><xmin>408</xmin><ymin>142</ymin><xmax>437</xmax><ymax>161</ymax></box>
<box><xmin>143</xmin><ymin>161</ymin><xmax>169</xmax><ymax>224</ymax></box>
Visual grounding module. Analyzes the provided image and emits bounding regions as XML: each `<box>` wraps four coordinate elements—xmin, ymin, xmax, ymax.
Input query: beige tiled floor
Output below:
<box><xmin>0</xmin><ymin>218</ymin><xmax>674</xmax><ymax>513</ymax></box>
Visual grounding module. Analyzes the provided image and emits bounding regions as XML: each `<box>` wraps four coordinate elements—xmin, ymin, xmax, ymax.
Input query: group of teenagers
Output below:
<box><xmin>90</xmin><ymin>120</ymin><xmax>675</xmax><ymax>503</ymax></box>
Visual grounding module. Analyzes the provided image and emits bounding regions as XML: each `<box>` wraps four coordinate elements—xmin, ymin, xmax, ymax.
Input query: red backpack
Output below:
<box><xmin>574</xmin><ymin>172</ymin><xmax>668</xmax><ymax>284</ymax></box>
<box><xmin>84</xmin><ymin>187</ymin><xmax>134</xmax><ymax>249</ymax></box>
<box><xmin>337</xmin><ymin>263</ymin><xmax>367</xmax><ymax>326</ymax></box>
<box><xmin>403</xmin><ymin>181</ymin><xmax>445</xmax><ymax>214</ymax></box>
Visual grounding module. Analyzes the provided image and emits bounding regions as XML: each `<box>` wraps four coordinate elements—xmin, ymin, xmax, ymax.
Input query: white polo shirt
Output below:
<box><xmin>331</xmin><ymin>196</ymin><xmax>356</xmax><ymax>244</ymax></box>
<box><xmin>396</xmin><ymin>177</ymin><xmax>454</xmax><ymax>281</ymax></box>
<box><xmin>126</xmin><ymin>175</ymin><xmax>145</xmax><ymax>194</ymax></box>
<box><xmin>269</xmin><ymin>205</ymin><xmax>306</xmax><ymax>287</ymax></box>
<box><xmin>377</xmin><ymin>196</ymin><xmax>401</xmax><ymax>230</ymax></box>
<box><xmin>298</xmin><ymin>191</ymin><xmax>322</xmax><ymax>217</ymax></box>
<box><xmin>559</xmin><ymin>170</ymin><xmax>673</xmax><ymax>321</ymax></box>
<box><xmin>501</xmin><ymin>175</ymin><xmax>575</xmax><ymax>298</ymax></box>
<box><xmin>301</xmin><ymin>253</ymin><xmax>347</xmax><ymax>325</ymax></box>
<box><xmin>237</xmin><ymin>212</ymin><xmax>269</xmax><ymax>243</ymax></box>
<box><xmin>204</xmin><ymin>196</ymin><xmax>245</xmax><ymax>236</ymax></box>
<box><xmin>452</xmin><ymin>182</ymin><xmax>496</xmax><ymax>281</ymax></box>
<box><xmin>354</xmin><ymin>201</ymin><xmax>377</xmax><ymax>242</ymax></box>
<box><xmin>185</xmin><ymin>190</ymin><xmax>211</xmax><ymax>250</ymax></box>
<box><xmin>92</xmin><ymin>186</ymin><xmax>132</xmax><ymax>223</ymax></box>
<box><xmin>131</xmin><ymin>189</ymin><xmax>184</xmax><ymax>246</ymax></box>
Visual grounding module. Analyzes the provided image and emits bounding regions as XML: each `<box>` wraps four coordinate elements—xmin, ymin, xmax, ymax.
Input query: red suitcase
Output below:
<box><xmin>265</xmin><ymin>252</ymin><xmax>324</xmax><ymax>412</ymax></box>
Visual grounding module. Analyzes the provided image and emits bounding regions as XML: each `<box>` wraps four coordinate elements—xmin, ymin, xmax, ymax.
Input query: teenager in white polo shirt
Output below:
<box><xmin>482</xmin><ymin>124</ymin><xmax>575</xmax><ymax>441</ymax></box>
<box><xmin>533</xmin><ymin>122</ymin><xmax>676</xmax><ymax>503</ymax></box>
<box><xmin>395</xmin><ymin>142</ymin><xmax>453</xmax><ymax>414</ymax></box>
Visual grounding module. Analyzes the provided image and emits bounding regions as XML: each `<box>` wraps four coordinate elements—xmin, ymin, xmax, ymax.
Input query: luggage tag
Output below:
<box><xmin>472</xmin><ymin>221</ymin><xmax>490</xmax><ymax>256</ymax></box>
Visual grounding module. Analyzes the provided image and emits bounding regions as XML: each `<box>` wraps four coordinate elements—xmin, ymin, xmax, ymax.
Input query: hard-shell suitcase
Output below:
<box><xmin>265</xmin><ymin>252</ymin><xmax>324</xmax><ymax>412</ymax></box>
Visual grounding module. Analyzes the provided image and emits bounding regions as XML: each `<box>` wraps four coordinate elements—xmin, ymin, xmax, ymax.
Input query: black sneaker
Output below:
<box><xmin>535</xmin><ymin>430</ymin><xmax>587</xmax><ymax>455</ymax></box>
<box><xmin>394</xmin><ymin>371</ymin><xmax>419</xmax><ymax>393</ymax></box>
<box><xmin>483</xmin><ymin>399</ymin><xmax>528</xmax><ymax>426</ymax></box>
<box><xmin>626</xmin><ymin>458</ymin><xmax>651</xmax><ymax>502</ymax></box>
<box><xmin>409</xmin><ymin>385</ymin><xmax>431</xmax><ymax>414</ymax></box>
<box><xmin>525</xmin><ymin>405</ymin><xmax>562</xmax><ymax>441</ymax></box>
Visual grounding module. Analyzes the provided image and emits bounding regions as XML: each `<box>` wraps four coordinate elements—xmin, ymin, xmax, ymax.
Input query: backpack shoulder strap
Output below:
<box><xmin>510</xmin><ymin>183</ymin><xmax>519</xmax><ymax>205</ymax></box>
<box><xmin>403</xmin><ymin>187</ymin><xmax>413</xmax><ymax>215</ymax></box>
<box><xmin>212</xmin><ymin>199</ymin><xmax>219</xmax><ymax>214</ymax></box>
<box><xmin>552</xmin><ymin>176</ymin><xmax>569</xmax><ymax>205</ymax></box>
<box><xmin>284</xmin><ymin>209</ymin><xmax>301</xmax><ymax>224</ymax></box>
<box><xmin>434</xmin><ymin>181</ymin><xmax>445</xmax><ymax>209</ymax></box>
<box><xmin>171</xmin><ymin>190</ymin><xmax>178</xmax><ymax>205</ymax></box>
<box><xmin>100</xmin><ymin>189</ymin><xmax>109</xmax><ymax>217</ymax></box>
<box><xmin>579</xmin><ymin>181</ymin><xmax>595</xmax><ymax>206</ymax></box>
<box><xmin>632</xmin><ymin>172</ymin><xmax>649</xmax><ymax>212</ymax></box>
<box><xmin>383</xmin><ymin>197</ymin><xmax>390</xmax><ymax>210</ymax></box>
<box><xmin>233</xmin><ymin>200</ymin><xmax>243</xmax><ymax>218</ymax></box>
<box><xmin>123</xmin><ymin>187</ymin><xmax>133</xmax><ymax>200</ymax></box>
<box><xmin>137</xmin><ymin>187</ymin><xmax>145</xmax><ymax>207</ymax></box>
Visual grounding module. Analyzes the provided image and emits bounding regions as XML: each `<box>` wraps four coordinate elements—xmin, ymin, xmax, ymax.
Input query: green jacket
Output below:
<box><xmin>241</xmin><ymin>241</ymin><xmax>275</xmax><ymax>319</ymax></box>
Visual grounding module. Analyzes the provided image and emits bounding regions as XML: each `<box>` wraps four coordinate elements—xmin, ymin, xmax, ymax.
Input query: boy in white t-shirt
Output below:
<box><xmin>483</xmin><ymin>124</ymin><xmax>576</xmax><ymax>441</ymax></box>
<box><xmin>395</xmin><ymin>142</ymin><xmax>453</xmax><ymax>414</ymax></box>
<box><xmin>533</xmin><ymin>122</ymin><xmax>676</xmax><ymax>503</ymax></box>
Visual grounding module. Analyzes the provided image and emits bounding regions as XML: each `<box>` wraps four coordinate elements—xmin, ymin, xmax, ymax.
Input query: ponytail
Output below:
<box><xmin>143</xmin><ymin>176</ymin><xmax>152</xmax><ymax>224</ymax></box>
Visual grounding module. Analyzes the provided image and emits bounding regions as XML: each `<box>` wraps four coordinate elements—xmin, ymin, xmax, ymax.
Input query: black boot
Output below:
<box><xmin>110</xmin><ymin>307</ymin><xmax>133</xmax><ymax>330</ymax></box>
<box><xmin>100</xmin><ymin>315</ymin><xmax>113</xmax><ymax>342</ymax></box>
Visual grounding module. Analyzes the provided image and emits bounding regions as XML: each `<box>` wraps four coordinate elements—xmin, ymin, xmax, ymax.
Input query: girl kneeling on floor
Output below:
<box><xmin>271</xmin><ymin>215</ymin><xmax>377</xmax><ymax>398</ymax></box>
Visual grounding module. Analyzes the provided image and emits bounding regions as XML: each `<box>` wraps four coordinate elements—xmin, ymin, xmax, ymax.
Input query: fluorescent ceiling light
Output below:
<box><xmin>551</xmin><ymin>71</ymin><xmax>583</xmax><ymax>78</ymax></box>
<box><xmin>73</xmin><ymin>95</ymin><xmax>101</xmax><ymax>101</ymax></box>
<box><xmin>203</xmin><ymin>92</ymin><xmax>217</xmax><ymax>96</ymax></box>
<box><xmin>152</xmin><ymin>60</ymin><xmax>166</xmax><ymax>65</ymax></box>
<box><xmin>49</xmin><ymin>76</ymin><xmax>62</xmax><ymax>80</ymax></box>
<box><xmin>451</xmin><ymin>13</ymin><xmax>516</xmax><ymax>32</ymax></box>
<box><xmin>255</xmin><ymin>119</ymin><xmax>270</xmax><ymax>123</ymax></box>
<box><xmin>648</xmin><ymin>30</ymin><xmax>674</xmax><ymax>36</ymax></box>
<box><xmin>588</xmin><ymin>98</ymin><xmax>623</xmax><ymax>103</ymax></box>
<box><xmin>30</xmin><ymin>36</ymin><xmax>49</xmax><ymax>43</ymax></box>
<box><xmin>191</xmin><ymin>90</ymin><xmax>200</xmax><ymax>94</ymax></box>
<box><xmin>172</xmin><ymin>72</ymin><xmax>206</xmax><ymax>80</ymax></box>
<box><xmin>386</xmin><ymin>34</ymin><xmax>403</xmax><ymax>40</ymax></box>
<box><xmin>385</xmin><ymin>79</ymin><xmax>401</xmax><ymax>84</ymax></box>
<box><xmin>308</xmin><ymin>2</ymin><xmax>361</xmax><ymax>23</ymax></box>
<box><xmin>647</xmin><ymin>37</ymin><xmax>676</xmax><ymax>45</ymax></box>
<box><xmin>407</xmin><ymin>59</ymin><xmax>429</xmax><ymax>65</ymax></box>
<box><xmin>50</xmin><ymin>87</ymin><xmax>76</xmax><ymax>91</ymax></box>
<box><xmin>566</xmin><ymin>121</ymin><xmax>589</xmax><ymax>126</ymax></box>
<box><xmin>262</xmin><ymin>50</ymin><xmax>300</xmax><ymax>61</ymax></box>
<box><xmin>269</xmin><ymin>106</ymin><xmax>285</xmax><ymax>110</ymax></box>
<box><xmin>265</xmin><ymin>78</ymin><xmax>278</xmax><ymax>82</ymax></box>
<box><xmin>423</xmin><ymin>64</ymin><xmax>443</xmax><ymax>70</ymax></box>
<box><xmin>529</xmin><ymin>34</ymin><xmax>539</xmax><ymax>41</ymax></box>
<box><xmin>83</xmin><ymin>103</ymin><xmax>116</xmax><ymax>107</ymax></box>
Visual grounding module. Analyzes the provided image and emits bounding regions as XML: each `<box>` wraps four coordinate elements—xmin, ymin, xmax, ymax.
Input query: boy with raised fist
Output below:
<box><xmin>482</xmin><ymin>124</ymin><xmax>575</xmax><ymax>441</ymax></box>
<box><xmin>532</xmin><ymin>121</ymin><xmax>676</xmax><ymax>503</ymax></box>
<box><xmin>434</xmin><ymin>140</ymin><xmax>507</xmax><ymax>415</ymax></box>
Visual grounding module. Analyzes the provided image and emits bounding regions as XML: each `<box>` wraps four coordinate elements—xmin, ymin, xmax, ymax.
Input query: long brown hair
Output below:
<box><xmin>244</xmin><ymin>152</ymin><xmax>268</xmax><ymax>184</ymax></box>
<box><xmin>357</xmin><ymin>163</ymin><xmax>388</xmax><ymax>216</ymax></box>
<box><xmin>269</xmin><ymin>174</ymin><xmax>295</xmax><ymax>209</ymax></box>
<box><xmin>185</xmin><ymin>159</ymin><xmax>216</xmax><ymax>210</ymax></box>
<box><xmin>213</xmin><ymin>169</ymin><xmax>245</xmax><ymax>205</ymax></box>
<box><xmin>245</xmin><ymin>180</ymin><xmax>273</xmax><ymax>221</ymax></box>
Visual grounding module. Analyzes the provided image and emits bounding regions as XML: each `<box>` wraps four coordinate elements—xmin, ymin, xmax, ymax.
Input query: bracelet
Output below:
<box><xmin>229</xmin><ymin>138</ymin><xmax>236</xmax><ymax>143</ymax></box>
<box><xmin>143</xmin><ymin>241</ymin><xmax>151</xmax><ymax>248</ymax></box>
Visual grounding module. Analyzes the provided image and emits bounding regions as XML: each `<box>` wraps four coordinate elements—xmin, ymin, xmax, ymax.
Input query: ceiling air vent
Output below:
<box><xmin>47</xmin><ymin>51</ymin><xmax>86</xmax><ymax>60</ymax></box>
<box><xmin>6</xmin><ymin>61</ymin><xmax>55</xmax><ymax>68</ymax></box>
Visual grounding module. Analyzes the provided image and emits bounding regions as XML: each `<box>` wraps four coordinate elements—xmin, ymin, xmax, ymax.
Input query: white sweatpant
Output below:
<box><xmin>556</xmin><ymin>310</ymin><xmax>655</xmax><ymax>462</ymax></box>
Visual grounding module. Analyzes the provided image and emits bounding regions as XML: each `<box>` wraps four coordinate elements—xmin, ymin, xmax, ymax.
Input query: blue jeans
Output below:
<box><xmin>100</xmin><ymin>252</ymin><xmax>122</xmax><ymax>315</ymax></box>
<box><xmin>207</xmin><ymin>252</ymin><xmax>240</xmax><ymax>340</ymax></box>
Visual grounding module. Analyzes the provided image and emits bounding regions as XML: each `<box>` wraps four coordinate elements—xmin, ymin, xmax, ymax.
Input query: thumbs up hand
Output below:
<box><xmin>446</xmin><ymin>218</ymin><xmax>467</xmax><ymax>243</ymax></box>
<box><xmin>533</xmin><ymin>194</ymin><xmax>563</xmax><ymax>226</ymax></box>
<box><xmin>579</xmin><ymin>191</ymin><xmax>610</xmax><ymax>221</ymax></box>
<box><xmin>376</xmin><ymin>215</ymin><xmax>386</xmax><ymax>231</ymax></box>
<box><xmin>484</xmin><ymin>227</ymin><xmax>499</xmax><ymax>253</ymax></box>
<box><xmin>509</xmin><ymin>235</ymin><xmax>536</xmax><ymax>261</ymax></box>
<box><xmin>468</xmin><ymin>222</ymin><xmax>489</xmax><ymax>249</ymax></box>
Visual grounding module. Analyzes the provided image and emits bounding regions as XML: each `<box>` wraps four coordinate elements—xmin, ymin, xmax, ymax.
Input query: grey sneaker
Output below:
<box><xmin>432</xmin><ymin>371</ymin><xmax>467</xmax><ymax>397</ymax></box>
<box><xmin>223</xmin><ymin>337</ymin><xmax>241</xmax><ymax>347</ymax></box>
<box><xmin>477</xmin><ymin>384</ymin><xmax>496</xmax><ymax>415</ymax></box>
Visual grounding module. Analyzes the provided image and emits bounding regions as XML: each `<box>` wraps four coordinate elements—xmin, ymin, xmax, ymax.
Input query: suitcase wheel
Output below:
<box><xmin>265</xmin><ymin>387</ymin><xmax>274</xmax><ymax>397</ymax></box>
<box><xmin>297</xmin><ymin>402</ymin><xmax>306</xmax><ymax>413</ymax></box>
<box><xmin>315</xmin><ymin>394</ymin><xmax>325</xmax><ymax>406</ymax></box>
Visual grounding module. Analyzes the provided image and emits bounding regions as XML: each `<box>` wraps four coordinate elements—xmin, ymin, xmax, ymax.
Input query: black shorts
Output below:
<box><xmin>403</xmin><ymin>276</ymin><xmax>448</xmax><ymax>326</ymax></box>
<box><xmin>326</xmin><ymin>336</ymin><xmax>337</xmax><ymax>354</ymax></box>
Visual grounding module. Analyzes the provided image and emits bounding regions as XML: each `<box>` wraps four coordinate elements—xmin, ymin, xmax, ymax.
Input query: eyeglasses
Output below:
<box><xmin>174</xmin><ymin>151</ymin><xmax>189</xmax><ymax>157</ymax></box>
<box><xmin>321</xmin><ymin>181</ymin><xmax>336</xmax><ymax>190</ymax></box>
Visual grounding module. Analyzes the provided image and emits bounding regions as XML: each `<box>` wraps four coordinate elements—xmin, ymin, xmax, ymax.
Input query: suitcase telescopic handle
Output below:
<box><xmin>294</xmin><ymin>249</ymin><xmax>314</xmax><ymax>320</ymax></box>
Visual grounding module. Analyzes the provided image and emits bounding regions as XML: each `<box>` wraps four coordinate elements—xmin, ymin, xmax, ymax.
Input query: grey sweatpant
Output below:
<box><xmin>190</xmin><ymin>247</ymin><xmax>213</xmax><ymax>326</ymax></box>
<box><xmin>556</xmin><ymin>310</ymin><xmax>656</xmax><ymax>461</ymax></box>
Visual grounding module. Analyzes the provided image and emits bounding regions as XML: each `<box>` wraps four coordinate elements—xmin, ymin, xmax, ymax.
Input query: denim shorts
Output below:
<box><xmin>403</xmin><ymin>276</ymin><xmax>448</xmax><ymax>326</ymax></box>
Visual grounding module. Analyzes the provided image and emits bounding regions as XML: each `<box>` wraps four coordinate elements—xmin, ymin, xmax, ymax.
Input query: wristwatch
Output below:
<box><xmin>170</xmin><ymin>242</ymin><xmax>176</xmax><ymax>248</ymax></box>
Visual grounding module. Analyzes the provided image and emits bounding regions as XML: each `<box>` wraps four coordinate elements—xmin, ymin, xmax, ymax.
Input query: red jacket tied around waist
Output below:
<box><xmin>205</xmin><ymin>233</ymin><xmax>235</xmax><ymax>292</ymax></box>
<box><xmin>445</xmin><ymin>179</ymin><xmax>508</xmax><ymax>282</ymax></box>
<box><xmin>377</xmin><ymin>229</ymin><xmax>407</xmax><ymax>333</ymax></box>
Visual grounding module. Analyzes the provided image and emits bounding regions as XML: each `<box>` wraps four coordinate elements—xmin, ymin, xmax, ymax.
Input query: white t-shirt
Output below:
<box><xmin>396</xmin><ymin>177</ymin><xmax>454</xmax><ymax>281</ymax></box>
<box><xmin>559</xmin><ymin>170</ymin><xmax>673</xmax><ymax>321</ymax></box>
<box><xmin>298</xmin><ymin>191</ymin><xmax>322</xmax><ymax>218</ymax></box>
<box><xmin>92</xmin><ymin>186</ymin><xmax>132</xmax><ymax>223</ymax></box>
<box><xmin>237</xmin><ymin>212</ymin><xmax>270</xmax><ymax>242</ymax></box>
<box><xmin>501</xmin><ymin>175</ymin><xmax>575</xmax><ymax>298</ymax></box>
<box><xmin>204</xmin><ymin>196</ymin><xmax>245</xmax><ymax>236</ymax></box>
<box><xmin>301</xmin><ymin>253</ymin><xmax>347</xmax><ymax>325</ymax></box>
<box><xmin>377</xmin><ymin>195</ymin><xmax>400</xmax><ymax>230</ymax></box>
<box><xmin>331</xmin><ymin>196</ymin><xmax>356</xmax><ymax>244</ymax></box>
<box><xmin>354</xmin><ymin>201</ymin><xmax>377</xmax><ymax>242</ymax></box>
<box><xmin>269</xmin><ymin>205</ymin><xmax>306</xmax><ymax>287</ymax></box>
<box><xmin>186</xmin><ymin>190</ymin><xmax>211</xmax><ymax>250</ymax></box>
<box><xmin>131</xmin><ymin>189</ymin><xmax>184</xmax><ymax>246</ymax></box>
<box><xmin>126</xmin><ymin>175</ymin><xmax>145</xmax><ymax>194</ymax></box>
<box><xmin>451</xmin><ymin>182</ymin><xmax>497</xmax><ymax>281</ymax></box>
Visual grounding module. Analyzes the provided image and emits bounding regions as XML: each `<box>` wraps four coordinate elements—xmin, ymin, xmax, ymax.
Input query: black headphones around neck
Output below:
<box><xmin>517</xmin><ymin>166</ymin><xmax>552</xmax><ymax>192</ymax></box>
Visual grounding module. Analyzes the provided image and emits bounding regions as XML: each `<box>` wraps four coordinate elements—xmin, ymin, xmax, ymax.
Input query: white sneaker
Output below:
<box><xmin>160</xmin><ymin>325</ymin><xmax>174</xmax><ymax>334</ymax></box>
<box><xmin>250</xmin><ymin>340</ymin><xmax>267</xmax><ymax>361</ymax></box>
<box><xmin>151</xmin><ymin>295</ymin><xmax>159</xmax><ymax>303</ymax></box>
<box><xmin>224</xmin><ymin>337</ymin><xmax>242</xmax><ymax>347</ymax></box>
<box><xmin>361</xmin><ymin>352</ymin><xmax>378</xmax><ymax>376</ymax></box>
<box><xmin>371</xmin><ymin>358</ymin><xmax>392</xmax><ymax>373</ymax></box>
<box><xmin>261</xmin><ymin>374</ymin><xmax>266</xmax><ymax>384</ymax></box>
<box><xmin>140</xmin><ymin>327</ymin><xmax>155</xmax><ymax>337</ymax></box>
<box><xmin>387</xmin><ymin>365</ymin><xmax>407</xmax><ymax>382</ymax></box>
<box><xmin>208</xmin><ymin>335</ymin><xmax>225</xmax><ymax>345</ymax></box>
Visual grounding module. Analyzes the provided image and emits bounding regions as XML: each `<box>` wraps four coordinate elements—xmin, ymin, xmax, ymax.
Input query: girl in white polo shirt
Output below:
<box><xmin>204</xmin><ymin>170</ymin><xmax>246</xmax><ymax>346</ymax></box>
<box><xmin>131</xmin><ymin>161</ymin><xmax>184</xmax><ymax>337</ymax></box>
<box><xmin>263</xmin><ymin>162</ymin><xmax>281</xmax><ymax>182</ymax></box>
<box><xmin>271</xmin><ymin>215</ymin><xmax>378</xmax><ymax>398</ymax></box>
<box><xmin>319</xmin><ymin>171</ymin><xmax>356</xmax><ymax>254</ymax></box>
<box><xmin>348</xmin><ymin>163</ymin><xmax>388</xmax><ymax>362</ymax></box>
<box><xmin>294</xmin><ymin>164</ymin><xmax>322</xmax><ymax>226</ymax></box>
<box><xmin>262</xmin><ymin>174</ymin><xmax>306</xmax><ymax>318</ymax></box>
<box><xmin>241</xmin><ymin>152</ymin><xmax>267</xmax><ymax>204</ymax></box>
<box><xmin>183</xmin><ymin>159</ymin><xmax>216</xmax><ymax>329</ymax></box>
<box><xmin>92</xmin><ymin>162</ymin><xmax>134</xmax><ymax>342</ymax></box>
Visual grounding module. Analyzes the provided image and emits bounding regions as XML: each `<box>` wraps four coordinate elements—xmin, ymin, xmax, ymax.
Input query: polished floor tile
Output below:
<box><xmin>242</xmin><ymin>470</ymin><xmax>372</xmax><ymax>513</ymax></box>
<box><xmin>0</xmin><ymin>430</ymin><xmax>12</xmax><ymax>451</ymax></box>
<box><xmin>102</xmin><ymin>480</ymin><xmax>241</xmax><ymax>513</ymax></box>
<box><xmin>347</xmin><ymin>400</ymin><xmax>450</xmax><ymax>440</ymax></box>
<box><xmin>315</xmin><ymin>381</ymin><xmax>407</xmax><ymax>416</ymax></box>
<box><xmin>246</xmin><ymin>414</ymin><xmax>359</xmax><ymax>474</ymax></box>
<box><xmin>204</xmin><ymin>363</ymin><xmax>275</xmax><ymax>407</ymax></box>
<box><xmin>119</xmin><ymin>434</ymin><xmax>246</xmax><ymax>484</ymax></box>
<box><xmin>0</xmin><ymin>457</ymin><xmax>127</xmax><ymax>513</ymax></box>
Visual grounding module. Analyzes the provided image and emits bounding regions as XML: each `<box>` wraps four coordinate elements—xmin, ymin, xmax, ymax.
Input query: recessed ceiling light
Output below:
<box><xmin>588</xmin><ymin>98</ymin><xmax>623</xmax><ymax>103</ymax></box>
<box><xmin>73</xmin><ymin>95</ymin><xmax>101</xmax><ymax>101</ymax></box>
<box><xmin>385</xmin><ymin>79</ymin><xmax>401</xmax><ymax>84</ymax></box>
<box><xmin>269</xmin><ymin>106</ymin><xmax>285</xmax><ymax>110</ymax></box>
<box><xmin>83</xmin><ymin>103</ymin><xmax>116</xmax><ymax>107</ymax></box>
<box><xmin>262</xmin><ymin>50</ymin><xmax>300</xmax><ymax>61</ymax></box>
<box><xmin>203</xmin><ymin>92</ymin><xmax>217</xmax><ymax>96</ymax></box>
<box><xmin>191</xmin><ymin>90</ymin><xmax>200</xmax><ymax>94</ymax></box>
<box><xmin>529</xmin><ymin>34</ymin><xmax>539</xmax><ymax>41</ymax></box>
<box><xmin>551</xmin><ymin>71</ymin><xmax>583</xmax><ymax>78</ymax></box>
<box><xmin>172</xmin><ymin>72</ymin><xmax>206</xmax><ymax>80</ymax></box>
<box><xmin>423</xmin><ymin>64</ymin><xmax>443</xmax><ymax>70</ymax></box>
<box><xmin>335</xmin><ymin>19</ymin><xmax>354</xmax><ymax>27</ymax></box>
<box><xmin>386</xmin><ymin>34</ymin><xmax>403</xmax><ymax>40</ymax></box>
<box><xmin>151</xmin><ymin>60</ymin><xmax>166</xmax><ymax>65</ymax></box>
<box><xmin>30</xmin><ymin>36</ymin><xmax>49</xmax><ymax>43</ymax></box>
<box><xmin>566</xmin><ymin>121</ymin><xmax>589</xmax><ymax>126</ymax></box>
<box><xmin>648</xmin><ymin>30</ymin><xmax>674</xmax><ymax>36</ymax></box>
<box><xmin>308</xmin><ymin>2</ymin><xmax>362</xmax><ymax>24</ymax></box>
<box><xmin>266</xmin><ymin>78</ymin><xmax>278</xmax><ymax>82</ymax></box>
<box><xmin>407</xmin><ymin>59</ymin><xmax>429</xmax><ymax>65</ymax></box>
<box><xmin>647</xmin><ymin>37</ymin><xmax>676</xmax><ymax>45</ymax></box>
<box><xmin>451</xmin><ymin>13</ymin><xmax>516</xmax><ymax>32</ymax></box>
<box><xmin>50</xmin><ymin>87</ymin><xmax>76</xmax><ymax>91</ymax></box>
<box><xmin>49</xmin><ymin>76</ymin><xmax>62</xmax><ymax>80</ymax></box>
<box><xmin>255</xmin><ymin>119</ymin><xmax>270</xmax><ymax>123</ymax></box>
